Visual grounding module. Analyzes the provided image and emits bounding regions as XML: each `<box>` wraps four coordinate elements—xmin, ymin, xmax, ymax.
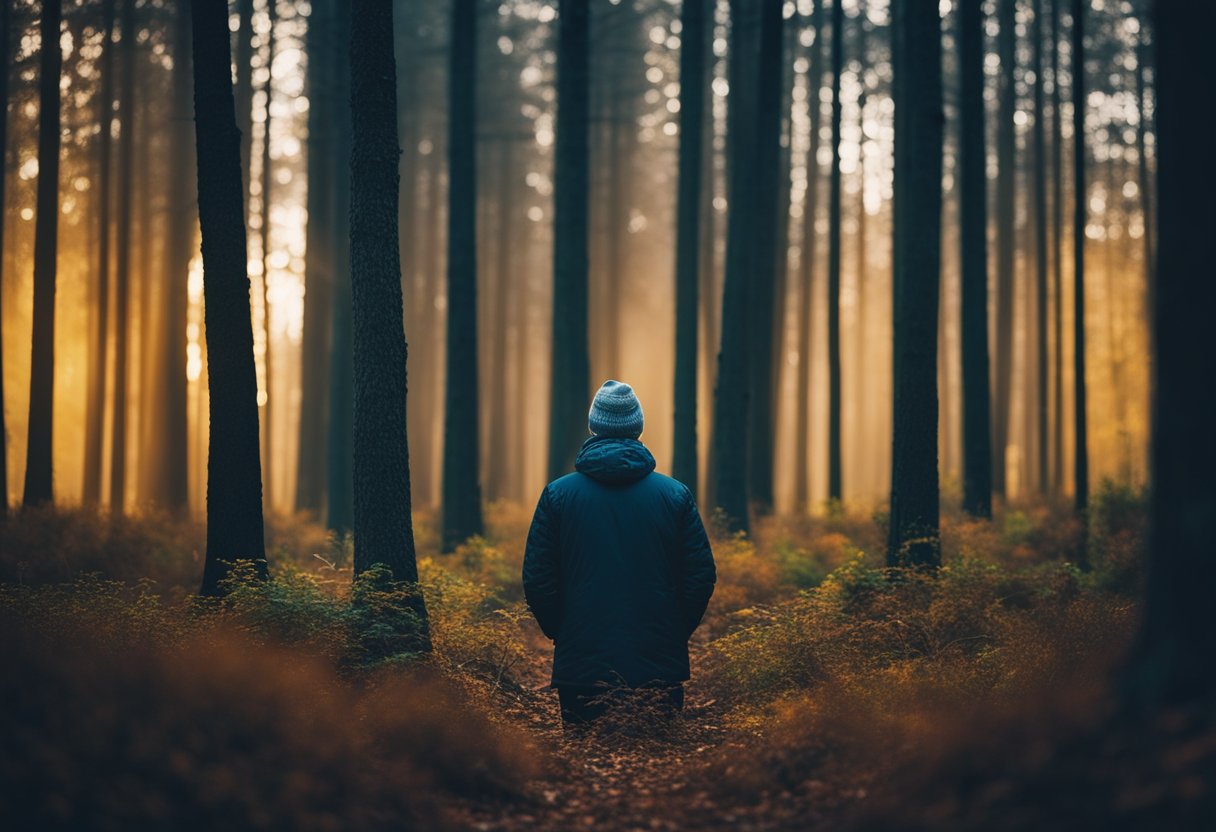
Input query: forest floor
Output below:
<box><xmin>444</xmin><ymin>628</ymin><xmax>837</xmax><ymax>832</ymax></box>
<box><xmin>3</xmin><ymin>490</ymin><xmax>1215</xmax><ymax>830</ymax></box>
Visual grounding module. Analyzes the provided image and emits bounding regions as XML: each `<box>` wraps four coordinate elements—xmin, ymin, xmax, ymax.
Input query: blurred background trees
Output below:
<box><xmin>0</xmin><ymin>0</ymin><xmax>1159</xmax><ymax>545</ymax></box>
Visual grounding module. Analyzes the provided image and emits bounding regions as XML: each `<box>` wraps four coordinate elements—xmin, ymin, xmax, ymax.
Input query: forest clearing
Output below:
<box><xmin>2</xmin><ymin>0</ymin><xmax>1214</xmax><ymax>828</ymax></box>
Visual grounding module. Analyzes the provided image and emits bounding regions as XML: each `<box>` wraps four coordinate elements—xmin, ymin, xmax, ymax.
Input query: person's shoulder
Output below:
<box><xmin>647</xmin><ymin>472</ymin><xmax>696</xmax><ymax>502</ymax></box>
<box><xmin>542</xmin><ymin>472</ymin><xmax>584</xmax><ymax>499</ymax></box>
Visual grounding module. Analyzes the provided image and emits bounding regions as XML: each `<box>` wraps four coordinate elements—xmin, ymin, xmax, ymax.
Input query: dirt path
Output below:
<box><xmin>441</xmin><ymin>634</ymin><xmax>831</xmax><ymax>832</ymax></box>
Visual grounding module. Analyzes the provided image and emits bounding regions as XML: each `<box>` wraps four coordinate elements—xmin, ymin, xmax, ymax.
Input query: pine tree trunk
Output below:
<box><xmin>160</xmin><ymin>0</ymin><xmax>194</xmax><ymax>515</ymax></box>
<box><xmin>793</xmin><ymin>1</ymin><xmax>824</xmax><ymax>514</ymax></box>
<box><xmin>826</xmin><ymin>0</ymin><xmax>844</xmax><ymax>505</ymax></box>
<box><xmin>886</xmin><ymin>0</ymin><xmax>942</xmax><ymax>568</ymax></box>
<box><xmin>548</xmin><ymin>0</ymin><xmax>591</xmax><ymax>481</ymax></box>
<box><xmin>259</xmin><ymin>0</ymin><xmax>276</xmax><ymax>513</ymax></box>
<box><xmin>192</xmin><ymin>0</ymin><xmax>267</xmax><ymax>595</ymax></box>
<box><xmin>348</xmin><ymin>0</ymin><xmax>429</xmax><ymax>649</ymax></box>
<box><xmin>442</xmin><ymin>0</ymin><xmax>484</xmax><ymax>551</ymax></box>
<box><xmin>1071</xmin><ymin>0</ymin><xmax>1088</xmax><ymax>519</ymax></box>
<box><xmin>673</xmin><ymin>0</ymin><xmax>708</xmax><ymax>494</ymax></box>
<box><xmin>326</xmin><ymin>0</ymin><xmax>353</xmax><ymax>534</ymax></box>
<box><xmin>1127</xmin><ymin>0</ymin><xmax>1216</xmax><ymax>708</ymax></box>
<box><xmin>22</xmin><ymin>0</ymin><xmax>63</xmax><ymax>508</ymax></box>
<box><xmin>1032</xmin><ymin>0</ymin><xmax>1049</xmax><ymax>495</ymax></box>
<box><xmin>83</xmin><ymin>0</ymin><xmax>116</xmax><ymax>507</ymax></box>
<box><xmin>992</xmin><ymin>0</ymin><xmax>1016</xmax><ymax>499</ymax></box>
<box><xmin>296</xmin><ymin>0</ymin><xmax>335</xmax><ymax>516</ymax></box>
<box><xmin>1050</xmin><ymin>0</ymin><xmax>1065</xmax><ymax>495</ymax></box>
<box><xmin>711</xmin><ymin>0</ymin><xmax>758</xmax><ymax>531</ymax></box>
<box><xmin>109</xmin><ymin>0</ymin><xmax>137</xmax><ymax>516</ymax></box>
<box><xmin>745</xmin><ymin>0</ymin><xmax>783</xmax><ymax>514</ymax></box>
<box><xmin>959</xmin><ymin>0</ymin><xmax>993</xmax><ymax>519</ymax></box>
<box><xmin>487</xmin><ymin>141</ymin><xmax>514</xmax><ymax>501</ymax></box>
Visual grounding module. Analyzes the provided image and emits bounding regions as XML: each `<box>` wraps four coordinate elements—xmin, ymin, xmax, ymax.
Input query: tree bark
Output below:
<box><xmin>959</xmin><ymin>0</ymin><xmax>993</xmax><ymax>519</ymax></box>
<box><xmin>1032</xmin><ymin>0</ymin><xmax>1049</xmax><ymax>495</ymax></box>
<box><xmin>486</xmin><ymin>141</ymin><xmax>515</xmax><ymax>501</ymax></box>
<box><xmin>258</xmin><ymin>0</ymin><xmax>277</xmax><ymax>512</ymax></box>
<box><xmin>793</xmin><ymin>1</ymin><xmax>824</xmax><ymax>513</ymax></box>
<box><xmin>886</xmin><ymin>0</ymin><xmax>942</xmax><ymax>568</ymax></box>
<box><xmin>1071</xmin><ymin>0</ymin><xmax>1088</xmax><ymax>518</ymax></box>
<box><xmin>1127</xmin><ymin>0</ymin><xmax>1216</xmax><ymax>708</ymax></box>
<box><xmin>109</xmin><ymin>0</ymin><xmax>137</xmax><ymax>516</ymax></box>
<box><xmin>745</xmin><ymin>0</ymin><xmax>783</xmax><ymax>514</ymax></box>
<box><xmin>673</xmin><ymin>0</ymin><xmax>708</xmax><ymax>494</ymax></box>
<box><xmin>296</xmin><ymin>0</ymin><xmax>335</xmax><ymax>516</ymax></box>
<box><xmin>992</xmin><ymin>0</ymin><xmax>1016</xmax><ymax>499</ymax></box>
<box><xmin>192</xmin><ymin>0</ymin><xmax>267</xmax><ymax>595</ymax></box>
<box><xmin>83</xmin><ymin>0</ymin><xmax>116</xmax><ymax>507</ymax></box>
<box><xmin>547</xmin><ymin>0</ymin><xmax>592</xmax><ymax>481</ymax></box>
<box><xmin>1051</xmin><ymin>0</ymin><xmax>1065</xmax><ymax>495</ymax></box>
<box><xmin>325</xmin><ymin>0</ymin><xmax>353</xmax><ymax>533</ymax></box>
<box><xmin>442</xmin><ymin>0</ymin><xmax>483</xmax><ymax>551</ymax></box>
<box><xmin>826</xmin><ymin>0</ymin><xmax>844</xmax><ymax>505</ymax></box>
<box><xmin>348</xmin><ymin>0</ymin><xmax>430</xmax><ymax>650</ymax></box>
<box><xmin>22</xmin><ymin>0</ymin><xmax>63</xmax><ymax>508</ymax></box>
<box><xmin>159</xmin><ymin>0</ymin><xmax>194</xmax><ymax>515</ymax></box>
<box><xmin>711</xmin><ymin>0</ymin><xmax>758</xmax><ymax>532</ymax></box>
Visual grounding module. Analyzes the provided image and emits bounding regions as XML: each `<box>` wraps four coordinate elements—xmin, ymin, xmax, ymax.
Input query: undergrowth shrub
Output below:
<box><xmin>0</xmin><ymin>584</ymin><xmax>541</xmax><ymax>831</ymax></box>
<box><xmin>703</xmin><ymin>554</ymin><xmax>1135</xmax><ymax>716</ymax></box>
<box><xmin>421</xmin><ymin>556</ymin><xmax>532</xmax><ymax>688</ymax></box>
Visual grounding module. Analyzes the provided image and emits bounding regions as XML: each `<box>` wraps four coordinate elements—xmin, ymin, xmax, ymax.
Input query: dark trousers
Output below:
<box><xmin>557</xmin><ymin>683</ymin><xmax>684</xmax><ymax>727</ymax></box>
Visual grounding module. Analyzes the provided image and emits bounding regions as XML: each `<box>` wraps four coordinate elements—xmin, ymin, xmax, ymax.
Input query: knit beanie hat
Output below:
<box><xmin>588</xmin><ymin>380</ymin><xmax>645</xmax><ymax>438</ymax></box>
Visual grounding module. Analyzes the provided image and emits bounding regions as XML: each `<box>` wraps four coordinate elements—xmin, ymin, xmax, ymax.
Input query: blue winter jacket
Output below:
<box><xmin>522</xmin><ymin>436</ymin><xmax>716</xmax><ymax>688</ymax></box>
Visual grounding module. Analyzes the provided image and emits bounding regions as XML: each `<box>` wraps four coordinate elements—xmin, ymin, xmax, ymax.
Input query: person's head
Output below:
<box><xmin>588</xmin><ymin>380</ymin><xmax>644</xmax><ymax>439</ymax></box>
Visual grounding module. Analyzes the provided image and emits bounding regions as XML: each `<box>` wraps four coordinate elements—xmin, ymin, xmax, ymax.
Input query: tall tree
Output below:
<box><xmin>825</xmin><ymin>0</ymin><xmax>844</xmax><ymax>504</ymax></box>
<box><xmin>711</xmin><ymin>0</ymin><xmax>759</xmax><ymax>531</ymax></box>
<box><xmin>0</xmin><ymin>0</ymin><xmax>10</xmax><ymax>514</ymax></box>
<box><xmin>1071</xmin><ymin>0</ymin><xmax>1087</xmax><ymax>519</ymax></box>
<box><xmin>258</xmin><ymin>0</ymin><xmax>277</xmax><ymax>511</ymax></box>
<box><xmin>1051</xmin><ymin>0</ymin><xmax>1064</xmax><ymax>494</ymax></box>
<box><xmin>992</xmin><ymin>0</ymin><xmax>1016</xmax><ymax>498</ymax></box>
<box><xmin>191</xmin><ymin>0</ymin><xmax>267</xmax><ymax>595</ymax></box>
<box><xmin>745</xmin><ymin>0</ymin><xmax>783</xmax><ymax>513</ymax></box>
<box><xmin>296</xmin><ymin>0</ymin><xmax>335</xmax><ymax>516</ymax></box>
<box><xmin>348</xmin><ymin>0</ymin><xmax>430</xmax><ymax>648</ymax></box>
<box><xmin>158</xmin><ymin>0</ymin><xmax>194</xmax><ymax>514</ymax></box>
<box><xmin>109</xmin><ymin>0</ymin><xmax>136</xmax><ymax>515</ymax></box>
<box><xmin>1127</xmin><ymin>0</ymin><xmax>1216</xmax><ymax>709</ymax></box>
<box><xmin>1032</xmin><ymin>0</ymin><xmax>1049</xmax><ymax>494</ymax></box>
<box><xmin>886</xmin><ymin>0</ymin><xmax>942</xmax><ymax>568</ymax></box>
<box><xmin>547</xmin><ymin>0</ymin><xmax>591</xmax><ymax>481</ymax></box>
<box><xmin>959</xmin><ymin>0</ymin><xmax>992</xmax><ymax>519</ymax></box>
<box><xmin>83</xmin><ymin>0</ymin><xmax>116</xmax><ymax>506</ymax></box>
<box><xmin>22</xmin><ymin>0</ymin><xmax>63</xmax><ymax>508</ymax></box>
<box><xmin>672</xmin><ymin>0</ymin><xmax>708</xmax><ymax>494</ymax></box>
<box><xmin>325</xmin><ymin>0</ymin><xmax>353</xmax><ymax>533</ymax></box>
<box><xmin>793</xmin><ymin>0</ymin><xmax>824</xmax><ymax>513</ymax></box>
<box><xmin>442</xmin><ymin>0</ymin><xmax>483</xmax><ymax>550</ymax></box>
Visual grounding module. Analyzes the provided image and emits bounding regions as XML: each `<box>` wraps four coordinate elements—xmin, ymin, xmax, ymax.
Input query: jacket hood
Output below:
<box><xmin>574</xmin><ymin>436</ymin><xmax>657</xmax><ymax>485</ymax></box>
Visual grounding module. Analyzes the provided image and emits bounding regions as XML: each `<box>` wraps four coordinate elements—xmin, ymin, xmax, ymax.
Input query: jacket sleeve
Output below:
<box><xmin>678</xmin><ymin>489</ymin><xmax>716</xmax><ymax>639</ymax></box>
<box><xmin>522</xmin><ymin>486</ymin><xmax>563</xmax><ymax>640</ymax></box>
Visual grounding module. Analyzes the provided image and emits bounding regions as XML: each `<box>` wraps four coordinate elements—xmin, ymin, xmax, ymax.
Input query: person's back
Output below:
<box><xmin>523</xmin><ymin>381</ymin><xmax>716</xmax><ymax>726</ymax></box>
